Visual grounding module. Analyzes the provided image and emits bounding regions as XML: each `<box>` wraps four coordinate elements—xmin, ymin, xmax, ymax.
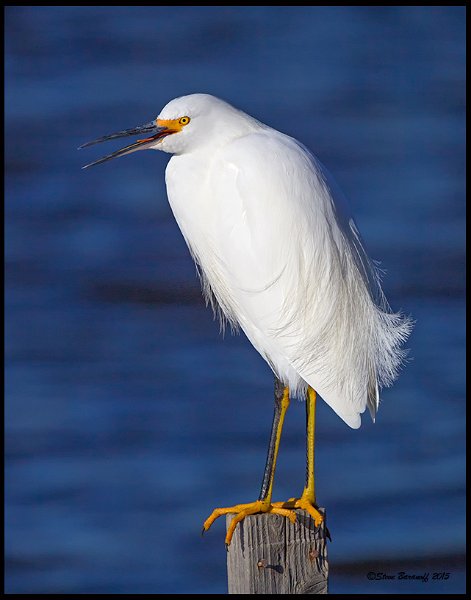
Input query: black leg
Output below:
<box><xmin>258</xmin><ymin>377</ymin><xmax>289</xmax><ymax>501</ymax></box>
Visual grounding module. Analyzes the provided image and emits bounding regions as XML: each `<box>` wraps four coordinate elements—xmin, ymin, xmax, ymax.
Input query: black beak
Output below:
<box><xmin>78</xmin><ymin>120</ymin><xmax>174</xmax><ymax>169</ymax></box>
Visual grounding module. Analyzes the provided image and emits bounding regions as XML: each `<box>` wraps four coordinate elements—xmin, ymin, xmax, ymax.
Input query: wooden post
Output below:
<box><xmin>226</xmin><ymin>508</ymin><xmax>328</xmax><ymax>594</ymax></box>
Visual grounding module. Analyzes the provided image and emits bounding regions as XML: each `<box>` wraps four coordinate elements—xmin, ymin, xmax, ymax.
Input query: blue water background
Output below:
<box><xmin>5</xmin><ymin>6</ymin><xmax>466</xmax><ymax>594</ymax></box>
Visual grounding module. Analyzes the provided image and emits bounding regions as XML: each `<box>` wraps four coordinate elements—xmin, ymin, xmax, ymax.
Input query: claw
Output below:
<box><xmin>325</xmin><ymin>526</ymin><xmax>332</xmax><ymax>542</ymax></box>
<box><xmin>202</xmin><ymin>500</ymin><xmax>273</xmax><ymax>546</ymax></box>
<box><xmin>272</xmin><ymin>497</ymin><xmax>324</xmax><ymax>527</ymax></box>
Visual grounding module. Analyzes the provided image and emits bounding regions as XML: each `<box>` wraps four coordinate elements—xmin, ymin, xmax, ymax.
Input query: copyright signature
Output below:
<box><xmin>367</xmin><ymin>572</ymin><xmax>450</xmax><ymax>582</ymax></box>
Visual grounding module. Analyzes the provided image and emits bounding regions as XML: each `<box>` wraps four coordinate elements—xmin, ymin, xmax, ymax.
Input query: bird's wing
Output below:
<box><xmin>205</xmin><ymin>130</ymin><xmax>411</xmax><ymax>427</ymax></box>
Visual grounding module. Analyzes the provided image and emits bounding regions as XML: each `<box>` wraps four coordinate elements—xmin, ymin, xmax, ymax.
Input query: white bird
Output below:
<box><xmin>80</xmin><ymin>93</ymin><xmax>412</xmax><ymax>546</ymax></box>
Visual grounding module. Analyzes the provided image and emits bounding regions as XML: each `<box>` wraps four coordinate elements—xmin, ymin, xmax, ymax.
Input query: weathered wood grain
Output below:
<box><xmin>226</xmin><ymin>508</ymin><xmax>328</xmax><ymax>594</ymax></box>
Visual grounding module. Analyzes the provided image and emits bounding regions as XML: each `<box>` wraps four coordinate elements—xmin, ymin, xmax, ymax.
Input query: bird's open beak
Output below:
<box><xmin>78</xmin><ymin>119</ymin><xmax>176</xmax><ymax>169</ymax></box>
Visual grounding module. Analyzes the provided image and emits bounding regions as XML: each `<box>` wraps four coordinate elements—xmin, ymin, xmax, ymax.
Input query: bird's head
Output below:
<box><xmin>79</xmin><ymin>94</ymin><xmax>251</xmax><ymax>168</ymax></box>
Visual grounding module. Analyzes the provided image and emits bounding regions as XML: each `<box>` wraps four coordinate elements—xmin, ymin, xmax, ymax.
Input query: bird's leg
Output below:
<box><xmin>303</xmin><ymin>385</ymin><xmax>318</xmax><ymax>504</ymax></box>
<box><xmin>202</xmin><ymin>377</ymin><xmax>296</xmax><ymax>546</ymax></box>
<box><xmin>272</xmin><ymin>386</ymin><xmax>323</xmax><ymax>526</ymax></box>
<box><xmin>258</xmin><ymin>376</ymin><xmax>289</xmax><ymax>503</ymax></box>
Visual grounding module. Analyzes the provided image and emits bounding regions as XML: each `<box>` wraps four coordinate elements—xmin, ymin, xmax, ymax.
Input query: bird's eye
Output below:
<box><xmin>179</xmin><ymin>116</ymin><xmax>190</xmax><ymax>126</ymax></box>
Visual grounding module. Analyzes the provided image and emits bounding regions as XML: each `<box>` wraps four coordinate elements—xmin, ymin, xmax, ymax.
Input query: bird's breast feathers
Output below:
<box><xmin>167</xmin><ymin>130</ymin><xmax>339</xmax><ymax>319</ymax></box>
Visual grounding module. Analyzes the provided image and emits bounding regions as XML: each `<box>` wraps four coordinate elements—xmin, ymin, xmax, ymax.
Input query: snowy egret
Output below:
<box><xmin>80</xmin><ymin>93</ymin><xmax>412</xmax><ymax>546</ymax></box>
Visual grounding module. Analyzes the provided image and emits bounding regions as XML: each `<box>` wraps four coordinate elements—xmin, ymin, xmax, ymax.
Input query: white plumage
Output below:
<box><xmin>84</xmin><ymin>93</ymin><xmax>412</xmax><ymax>428</ymax></box>
<box><xmin>158</xmin><ymin>94</ymin><xmax>411</xmax><ymax>428</ymax></box>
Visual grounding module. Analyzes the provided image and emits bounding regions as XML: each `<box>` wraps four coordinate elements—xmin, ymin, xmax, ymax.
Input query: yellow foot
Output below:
<box><xmin>272</xmin><ymin>496</ymin><xmax>324</xmax><ymax>527</ymax></box>
<box><xmin>202</xmin><ymin>500</ymin><xmax>297</xmax><ymax>547</ymax></box>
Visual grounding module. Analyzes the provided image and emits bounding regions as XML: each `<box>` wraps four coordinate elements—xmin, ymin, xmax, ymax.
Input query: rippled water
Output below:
<box><xmin>5</xmin><ymin>6</ymin><xmax>466</xmax><ymax>594</ymax></box>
